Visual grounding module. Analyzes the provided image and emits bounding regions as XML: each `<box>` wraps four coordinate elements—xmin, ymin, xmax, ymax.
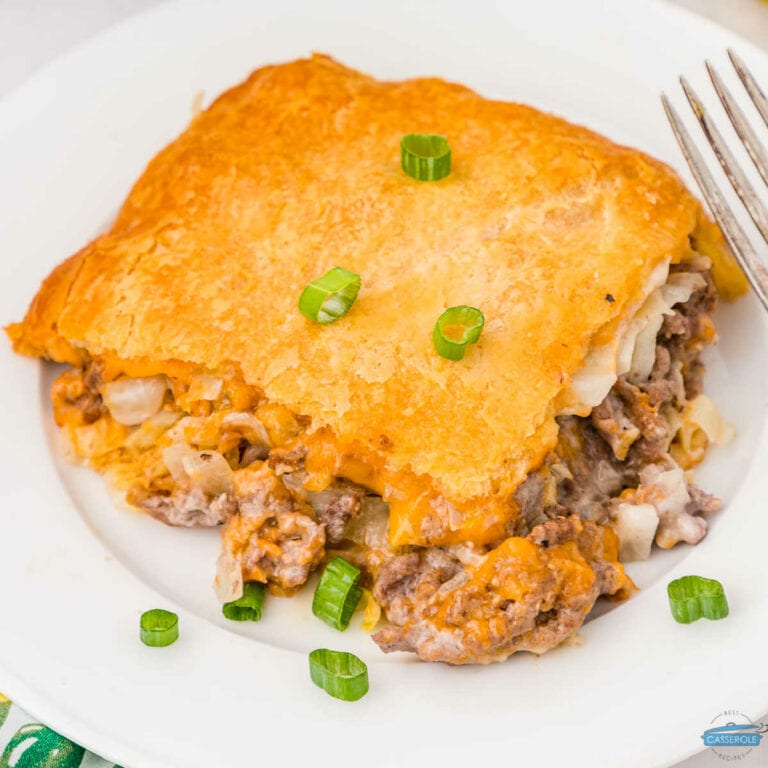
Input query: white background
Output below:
<box><xmin>1</xmin><ymin>1</ymin><xmax>767</xmax><ymax>767</ymax></box>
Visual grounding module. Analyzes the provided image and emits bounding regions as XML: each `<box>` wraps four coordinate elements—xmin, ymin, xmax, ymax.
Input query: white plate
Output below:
<box><xmin>2</xmin><ymin>1</ymin><xmax>768</xmax><ymax>766</ymax></box>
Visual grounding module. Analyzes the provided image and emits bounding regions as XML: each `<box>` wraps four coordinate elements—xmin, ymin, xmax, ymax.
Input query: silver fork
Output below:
<box><xmin>661</xmin><ymin>49</ymin><xmax>768</xmax><ymax>311</ymax></box>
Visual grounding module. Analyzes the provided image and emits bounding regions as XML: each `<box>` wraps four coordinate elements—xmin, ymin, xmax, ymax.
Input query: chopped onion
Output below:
<box><xmin>615</xmin><ymin>261</ymin><xmax>670</xmax><ymax>376</ymax></box>
<box><xmin>682</xmin><ymin>394</ymin><xmax>734</xmax><ymax>445</ymax></box>
<box><xmin>215</xmin><ymin>549</ymin><xmax>243</xmax><ymax>603</ymax></box>
<box><xmin>306</xmin><ymin>487</ymin><xmax>344</xmax><ymax>512</ymax></box>
<box><xmin>221</xmin><ymin>412</ymin><xmax>271</xmax><ymax>448</ymax></box>
<box><xmin>612</xmin><ymin>502</ymin><xmax>659</xmax><ymax>561</ymax></box>
<box><xmin>165</xmin><ymin>415</ymin><xmax>217</xmax><ymax>449</ymax></box>
<box><xmin>660</xmin><ymin>272</ymin><xmax>707</xmax><ymax>307</ymax></box>
<box><xmin>628</xmin><ymin>273</ymin><xmax>705</xmax><ymax>382</ymax></box>
<box><xmin>447</xmin><ymin>543</ymin><xmax>487</xmax><ymax>568</ymax></box>
<box><xmin>564</xmin><ymin>266</ymin><xmax>706</xmax><ymax>410</ymax></box>
<box><xmin>102</xmin><ymin>376</ymin><xmax>168</xmax><ymax>425</ymax></box>
<box><xmin>344</xmin><ymin>497</ymin><xmax>390</xmax><ymax>548</ymax></box>
<box><xmin>187</xmin><ymin>374</ymin><xmax>223</xmax><ymax>401</ymax></box>
<box><xmin>628</xmin><ymin>293</ymin><xmax>667</xmax><ymax>382</ymax></box>
<box><xmin>162</xmin><ymin>443</ymin><xmax>190</xmax><ymax>486</ymax></box>
<box><xmin>648</xmin><ymin>465</ymin><xmax>691</xmax><ymax>516</ymax></box>
<box><xmin>144</xmin><ymin>408</ymin><xmax>183</xmax><ymax>433</ymax></box>
<box><xmin>563</xmin><ymin>341</ymin><xmax>618</xmax><ymax>415</ymax></box>
<box><xmin>162</xmin><ymin>444</ymin><xmax>234</xmax><ymax>495</ymax></box>
<box><xmin>70</xmin><ymin>418</ymin><xmax>127</xmax><ymax>458</ymax></box>
<box><xmin>182</xmin><ymin>450</ymin><xmax>234</xmax><ymax>495</ymax></box>
<box><xmin>124</xmin><ymin>408</ymin><xmax>182</xmax><ymax>451</ymax></box>
<box><xmin>657</xmin><ymin>511</ymin><xmax>707</xmax><ymax>550</ymax></box>
<box><xmin>634</xmin><ymin>464</ymin><xmax>707</xmax><ymax>549</ymax></box>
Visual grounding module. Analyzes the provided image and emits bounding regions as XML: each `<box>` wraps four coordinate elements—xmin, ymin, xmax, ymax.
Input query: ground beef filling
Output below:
<box><xmin>56</xmin><ymin>263</ymin><xmax>723</xmax><ymax>662</ymax></box>
<box><xmin>367</xmin><ymin>264</ymin><xmax>722</xmax><ymax>662</ymax></box>
<box><xmin>555</xmin><ymin>262</ymin><xmax>720</xmax><ymax>539</ymax></box>
<box><xmin>372</xmin><ymin>516</ymin><xmax>628</xmax><ymax>664</ymax></box>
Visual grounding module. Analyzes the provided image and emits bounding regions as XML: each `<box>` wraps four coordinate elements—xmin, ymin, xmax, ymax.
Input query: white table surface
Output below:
<box><xmin>1</xmin><ymin>1</ymin><xmax>767</xmax><ymax>767</ymax></box>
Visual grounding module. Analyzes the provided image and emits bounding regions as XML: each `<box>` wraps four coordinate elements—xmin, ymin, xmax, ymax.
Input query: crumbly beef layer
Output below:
<box><xmin>555</xmin><ymin>260</ymin><xmax>719</xmax><ymax>536</ymax></box>
<box><xmin>56</xmin><ymin>262</ymin><xmax>723</xmax><ymax>662</ymax></box>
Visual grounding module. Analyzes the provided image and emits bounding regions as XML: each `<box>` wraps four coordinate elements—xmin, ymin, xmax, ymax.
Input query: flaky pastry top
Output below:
<box><xmin>9</xmin><ymin>54</ymin><xmax>740</xmax><ymax>506</ymax></box>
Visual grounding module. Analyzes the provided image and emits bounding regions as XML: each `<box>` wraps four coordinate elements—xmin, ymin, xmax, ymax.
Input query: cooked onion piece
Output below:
<box><xmin>187</xmin><ymin>374</ymin><xmax>223</xmax><ymax>401</ymax></box>
<box><xmin>344</xmin><ymin>497</ymin><xmax>390</xmax><ymax>548</ymax></box>
<box><xmin>102</xmin><ymin>375</ymin><xmax>168</xmax><ymax>425</ymax></box>
<box><xmin>612</xmin><ymin>502</ymin><xmax>659</xmax><ymax>562</ymax></box>
<box><xmin>162</xmin><ymin>444</ymin><xmax>234</xmax><ymax>495</ymax></box>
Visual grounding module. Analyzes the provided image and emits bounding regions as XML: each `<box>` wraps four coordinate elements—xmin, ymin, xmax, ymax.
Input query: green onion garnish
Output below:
<box><xmin>432</xmin><ymin>305</ymin><xmax>485</xmax><ymax>361</ymax></box>
<box><xmin>400</xmin><ymin>133</ymin><xmax>451</xmax><ymax>181</ymax></box>
<box><xmin>667</xmin><ymin>575</ymin><xmax>729</xmax><ymax>624</ymax></box>
<box><xmin>309</xmin><ymin>648</ymin><xmax>369</xmax><ymax>702</ymax></box>
<box><xmin>222</xmin><ymin>582</ymin><xmax>265</xmax><ymax>621</ymax></box>
<box><xmin>312</xmin><ymin>556</ymin><xmax>363</xmax><ymax>631</ymax></box>
<box><xmin>140</xmin><ymin>609</ymin><xmax>179</xmax><ymax>647</ymax></box>
<box><xmin>299</xmin><ymin>267</ymin><xmax>361</xmax><ymax>324</ymax></box>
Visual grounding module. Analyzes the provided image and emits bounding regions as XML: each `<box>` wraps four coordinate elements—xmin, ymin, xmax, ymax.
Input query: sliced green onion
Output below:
<box><xmin>140</xmin><ymin>609</ymin><xmax>179</xmax><ymax>647</ymax></box>
<box><xmin>299</xmin><ymin>267</ymin><xmax>361</xmax><ymax>324</ymax></box>
<box><xmin>309</xmin><ymin>648</ymin><xmax>369</xmax><ymax>701</ymax></box>
<box><xmin>312</xmin><ymin>556</ymin><xmax>363</xmax><ymax>631</ymax></box>
<box><xmin>432</xmin><ymin>305</ymin><xmax>485</xmax><ymax>361</ymax></box>
<box><xmin>667</xmin><ymin>575</ymin><xmax>729</xmax><ymax>624</ymax></box>
<box><xmin>400</xmin><ymin>133</ymin><xmax>451</xmax><ymax>181</ymax></box>
<box><xmin>222</xmin><ymin>582</ymin><xmax>265</xmax><ymax>621</ymax></box>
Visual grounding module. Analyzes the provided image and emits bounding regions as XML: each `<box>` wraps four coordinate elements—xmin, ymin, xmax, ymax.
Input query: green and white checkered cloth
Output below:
<box><xmin>0</xmin><ymin>695</ymin><xmax>114</xmax><ymax>768</ymax></box>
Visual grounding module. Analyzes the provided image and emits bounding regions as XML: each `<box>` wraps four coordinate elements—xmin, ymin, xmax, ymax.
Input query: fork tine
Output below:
<box><xmin>679</xmin><ymin>76</ymin><xmax>768</xmax><ymax>244</ymax></box>
<box><xmin>661</xmin><ymin>94</ymin><xmax>768</xmax><ymax>311</ymax></box>
<box><xmin>728</xmin><ymin>49</ymin><xmax>768</xmax><ymax>130</ymax></box>
<box><xmin>706</xmin><ymin>61</ymin><xmax>768</xmax><ymax>189</ymax></box>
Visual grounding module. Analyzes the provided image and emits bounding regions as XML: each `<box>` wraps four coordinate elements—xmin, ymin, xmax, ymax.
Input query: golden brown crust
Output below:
<box><xmin>691</xmin><ymin>212</ymin><xmax>748</xmax><ymax>300</ymax></box>
<box><xmin>7</xmin><ymin>54</ymin><xmax>734</xmax><ymax>516</ymax></box>
<box><xmin>6</xmin><ymin>249</ymin><xmax>89</xmax><ymax>366</ymax></box>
